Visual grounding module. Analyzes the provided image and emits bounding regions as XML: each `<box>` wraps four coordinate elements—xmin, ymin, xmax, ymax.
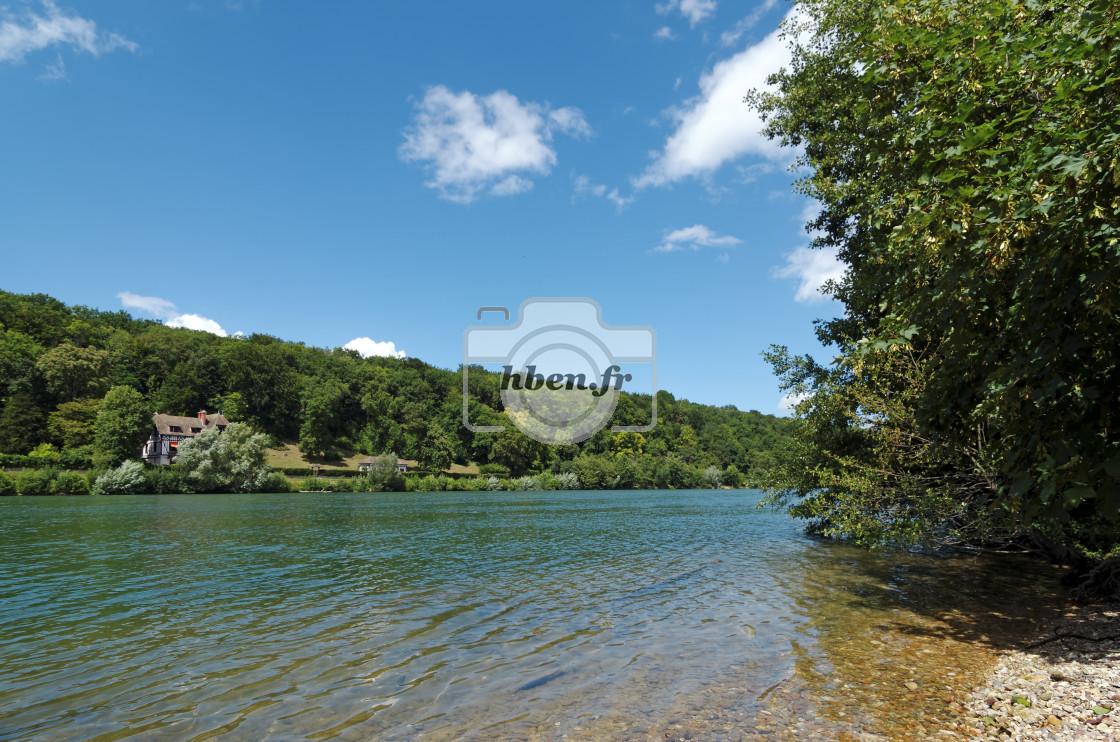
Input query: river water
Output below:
<box><xmin>0</xmin><ymin>491</ymin><xmax>1066</xmax><ymax>741</ymax></box>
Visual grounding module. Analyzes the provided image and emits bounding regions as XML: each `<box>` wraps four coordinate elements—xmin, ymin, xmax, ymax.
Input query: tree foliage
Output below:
<box><xmin>94</xmin><ymin>386</ymin><xmax>151</xmax><ymax>469</ymax></box>
<box><xmin>174</xmin><ymin>422</ymin><xmax>270</xmax><ymax>493</ymax></box>
<box><xmin>750</xmin><ymin>0</ymin><xmax>1119</xmax><ymax>560</ymax></box>
<box><xmin>93</xmin><ymin>460</ymin><xmax>147</xmax><ymax>496</ymax></box>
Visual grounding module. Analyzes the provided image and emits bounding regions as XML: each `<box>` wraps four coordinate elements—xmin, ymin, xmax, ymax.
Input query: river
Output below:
<box><xmin>0</xmin><ymin>490</ymin><xmax>1066</xmax><ymax>740</ymax></box>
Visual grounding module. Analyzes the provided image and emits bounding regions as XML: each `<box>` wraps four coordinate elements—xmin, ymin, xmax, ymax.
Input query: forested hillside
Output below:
<box><xmin>0</xmin><ymin>289</ymin><xmax>795</xmax><ymax>487</ymax></box>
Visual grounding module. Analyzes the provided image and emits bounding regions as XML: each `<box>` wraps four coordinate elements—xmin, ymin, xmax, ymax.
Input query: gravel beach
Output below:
<box><xmin>950</xmin><ymin>603</ymin><xmax>1120</xmax><ymax>741</ymax></box>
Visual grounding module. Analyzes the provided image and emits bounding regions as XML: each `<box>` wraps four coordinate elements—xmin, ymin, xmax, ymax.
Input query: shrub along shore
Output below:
<box><xmin>0</xmin><ymin>453</ymin><xmax>746</xmax><ymax>496</ymax></box>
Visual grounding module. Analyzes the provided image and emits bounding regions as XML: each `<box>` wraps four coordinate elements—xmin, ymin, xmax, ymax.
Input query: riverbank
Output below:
<box><xmin>953</xmin><ymin>603</ymin><xmax>1120</xmax><ymax>740</ymax></box>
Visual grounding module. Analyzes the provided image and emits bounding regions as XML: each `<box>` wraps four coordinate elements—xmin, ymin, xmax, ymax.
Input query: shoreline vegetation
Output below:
<box><xmin>744</xmin><ymin>0</ymin><xmax>1118</xmax><ymax>599</ymax></box>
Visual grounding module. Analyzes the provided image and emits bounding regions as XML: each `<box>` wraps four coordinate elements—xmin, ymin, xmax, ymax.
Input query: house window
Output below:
<box><xmin>170</xmin><ymin>426</ymin><xmax>181</xmax><ymax>433</ymax></box>
<box><xmin>191</xmin><ymin>428</ymin><xmax>201</xmax><ymax>433</ymax></box>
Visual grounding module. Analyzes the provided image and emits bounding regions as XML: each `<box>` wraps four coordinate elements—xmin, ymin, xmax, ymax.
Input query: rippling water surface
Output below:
<box><xmin>0</xmin><ymin>491</ymin><xmax>1066</xmax><ymax>741</ymax></box>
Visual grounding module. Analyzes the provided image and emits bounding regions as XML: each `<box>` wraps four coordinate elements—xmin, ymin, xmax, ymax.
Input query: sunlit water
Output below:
<box><xmin>0</xmin><ymin>491</ymin><xmax>1066</xmax><ymax>741</ymax></box>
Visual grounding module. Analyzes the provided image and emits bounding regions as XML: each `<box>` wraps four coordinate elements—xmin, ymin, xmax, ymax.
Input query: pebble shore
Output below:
<box><xmin>951</xmin><ymin>604</ymin><xmax>1120</xmax><ymax>741</ymax></box>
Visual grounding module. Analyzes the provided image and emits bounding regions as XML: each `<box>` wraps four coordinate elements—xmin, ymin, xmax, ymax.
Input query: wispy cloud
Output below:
<box><xmin>166</xmin><ymin>314</ymin><xmax>229</xmax><ymax>336</ymax></box>
<box><xmin>633</xmin><ymin>8</ymin><xmax>798</xmax><ymax>189</ymax></box>
<box><xmin>720</xmin><ymin>0</ymin><xmax>779</xmax><ymax>47</ymax></box>
<box><xmin>37</xmin><ymin>51</ymin><xmax>65</xmax><ymax>81</ymax></box>
<box><xmin>774</xmin><ymin>200</ymin><xmax>846</xmax><ymax>302</ymax></box>
<box><xmin>573</xmin><ymin>174</ymin><xmax>634</xmax><ymax>212</ymax></box>
<box><xmin>0</xmin><ymin>1</ymin><xmax>137</xmax><ymax>65</ymax></box>
<box><xmin>653</xmin><ymin>224</ymin><xmax>741</xmax><ymax>253</ymax></box>
<box><xmin>656</xmin><ymin>0</ymin><xmax>717</xmax><ymax>27</ymax></box>
<box><xmin>654</xmin><ymin>26</ymin><xmax>675</xmax><ymax>41</ymax></box>
<box><xmin>774</xmin><ymin>246</ymin><xmax>845</xmax><ymax>303</ymax></box>
<box><xmin>117</xmin><ymin>292</ymin><xmax>231</xmax><ymax>336</ymax></box>
<box><xmin>344</xmin><ymin>337</ymin><xmax>406</xmax><ymax>359</ymax></box>
<box><xmin>400</xmin><ymin>85</ymin><xmax>591</xmax><ymax>204</ymax></box>
<box><xmin>778</xmin><ymin>390</ymin><xmax>811</xmax><ymax>413</ymax></box>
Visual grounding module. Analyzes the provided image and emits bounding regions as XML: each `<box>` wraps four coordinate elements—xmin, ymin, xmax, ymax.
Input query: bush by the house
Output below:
<box><xmin>143</xmin><ymin>466</ymin><xmax>185</xmax><ymax>495</ymax></box>
<box><xmin>264</xmin><ymin>472</ymin><xmax>292</xmax><ymax>493</ymax></box>
<box><xmin>554</xmin><ymin>471</ymin><xmax>580</xmax><ymax>490</ymax></box>
<box><xmin>174</xmin><ymin>423</ymin><xmax>270</xmax><ymax>493</ymax></box>
<box><xmin>51</xmin><ymin>470</ymin><xmax>90</xmax><ymax>495</ymax></box>
<box><xmin>93</xmin><ymin>460</ymin><xmax>147</xmax><ymax>495</ymax></box>
<box><xmin>15</xmin><ymin>468</ymin><xmax>56</xmax><ymax>496</ymax></box>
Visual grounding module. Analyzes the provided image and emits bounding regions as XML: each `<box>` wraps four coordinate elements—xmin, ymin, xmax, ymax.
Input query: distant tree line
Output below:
<box><xmin>0</xmin><ymin>289</ymin><xmax>797</xmax><ymax>491</ymax></box>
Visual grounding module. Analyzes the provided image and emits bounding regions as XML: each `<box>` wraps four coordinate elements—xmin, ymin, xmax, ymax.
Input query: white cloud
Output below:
<box><xmin>720</xmin><ymin>0</ymin><xmax>779</xmax><ymax>47</ymax></box>
<box><xmin>166</xmin><ymin>313</ymin><xmax>229</xmax><ymax>337</ymax></box>
<box><xmin>775</xmin><ymin>245</ymin><xmax>846</xmax><ymax>302</ymax></box>
<box><xmin>778</xmin><ymin>390</ymin><xmax>811</xmax><ymax>413</ymax></box>
<box><xmin>798</xmin><ymin>198</ymin><xmax>823</xmax><ymax>235</ymax></box>
<box><xmin>117</xmin><ymin>292</ymin><xmax>177</xmax><ymax>318</ymax></box>
<box><xmin>654</xmin><ymin>26</ymin><xmax>675</xmax><ymax>40</ymax></box>
<box><xmin>716</xmin><ymin>252</ymin><xmax>730</xmax><ymax>264</ymax></box>
<box><xmin>573</xmin><ymin>174</ymin><xmax>634</xmax><ymax>211</ymax></box>
<box><xmin>656</xmin><ymin>0</ymin><xmax>717</xmax><ymax>27</ymax></box>
<box><xmin>344</xmin><ymin>337</ymin><xmax>406</xmax><ymax>359</ymax></box>
<box><xmin>400</xmin><ymin>85</ymin><xmax>591</xmax><ymax>204</ymax></box>
<box><xmin>37</xmin><ymin>51</ymin><xmax>65</xmax><ymax>81</ymax></box>
<box><xmin>653</xmin><ymin>224</ymin><xmax>741</xmax><ymax>253</ymax></box>
<box><xmin>633</xmin><ymin>10</ymin><xmax>796</xmax><ymax>189</ymax></box>
<box><xmin>548</xmin><ymin>107</ymin><xmax>593</xmax><ymax>138</ymax></box>
<box><xmin>0</xmin><ymin>1</ymin><xmax>137</xmax><ymax>64</ymax></box>
<box><xmin>490</xmin><ymin>174</ymin><xmax>534</xmax><ymax>196</ymax></box>
<box><xmin>117</xmin><ymin>291</ymin><xmax>229</xmax><ymax>336</ymax></box>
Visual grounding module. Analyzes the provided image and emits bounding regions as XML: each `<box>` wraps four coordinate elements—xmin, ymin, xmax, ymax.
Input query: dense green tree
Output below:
<box><xmin>749</xmin><ymin>0</ymin><xmax>1119</xmax><ymax>563</ymax></box>
<box><xmin>0</xmin><ymin>328</ymin><xmax>43</xmax><ymax>399</ymax></box>
<box><xmin>48</xmin><ymin>397</ymin><xmax>102</xmax><ymax>451</ymax></box>
<box><xmin>36</xmin><ymin>342</ymin><xmax>110</xmax><ymax>402</ymax></box>
<box><xmin>299</xmin><ymin>379</ymin><xmax>347</xmax><ymax>456</ymax></box>
<box><xmin>610</xmin><ymin>431</ymin><xmax>646</xmax><ymax>457</ymax></box>
<box><xmin>217</xmin><ymin>391</ymin><xmax>248</xmax><ymax>422</ymax></box>
<box><xmin>93</xmin><ymin>386</ymin><xmax>150</xmax><ymax>468</ymax></box>
<box><xmin>417</xmin><ymin>422</ymin><xmax>457</xmax><ymax>473</ymax></box>
<box><xmin>0</xmin><ymin>392</ymin><xmax>48</xmax><ymax>454</ymax></box>
<box><xmin>174</xmin><ymin>423</ymin><xmax>270</xmax><ymax>493</ymax></box>
<box><xmin>217</xmin><ymin>337</ymin><xmax>301</xmax><ymax>436</ymax></box>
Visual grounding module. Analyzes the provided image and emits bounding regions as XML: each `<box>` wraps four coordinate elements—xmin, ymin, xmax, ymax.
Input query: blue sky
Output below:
<box><xmin>0</xmin><ymin>0</ymin><xmax>844</xmax><ymax>415</ymax></box>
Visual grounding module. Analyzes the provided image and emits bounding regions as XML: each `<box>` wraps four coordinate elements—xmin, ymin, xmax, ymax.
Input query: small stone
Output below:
<box><xmin>905</xmin><ymin>681</ymin><xmax>919</xmax><ymax>691</ymax></box>
<box><xmin>1047</xmin><ymin>715</ymin><xmax>1062</xmax><ymax>727</ymax></box>
<box><xmin>1038</xmin><ymin>692</ymin><xmax>1052</xmax><ymax>701</ymax></box>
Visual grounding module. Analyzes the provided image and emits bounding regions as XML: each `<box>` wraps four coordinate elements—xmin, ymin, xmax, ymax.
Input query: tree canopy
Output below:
<box><xmin>750</xmin><ymin>0</ymin><xmax>1119</xmax><ymax>566</ymax></box>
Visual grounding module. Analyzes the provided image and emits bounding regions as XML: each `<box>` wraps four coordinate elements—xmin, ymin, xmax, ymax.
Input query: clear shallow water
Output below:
<box><xmin>0</xmin><ymin>491</ymin><xmax>1066</xmax><ymax>741</ymax></box>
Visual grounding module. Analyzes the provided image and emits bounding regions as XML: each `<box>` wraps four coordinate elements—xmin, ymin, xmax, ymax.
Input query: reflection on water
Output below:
<box><xmin>0</xmin><ymin>491</ymin><xmax>1065</xmax><ymax>741</ymax></box>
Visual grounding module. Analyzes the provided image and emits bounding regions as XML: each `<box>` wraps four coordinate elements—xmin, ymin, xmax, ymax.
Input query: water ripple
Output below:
<box><xmin>0</xmin><ymin>491</ymin><xmax>1063</xmax><ymax>741</ymax></box>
